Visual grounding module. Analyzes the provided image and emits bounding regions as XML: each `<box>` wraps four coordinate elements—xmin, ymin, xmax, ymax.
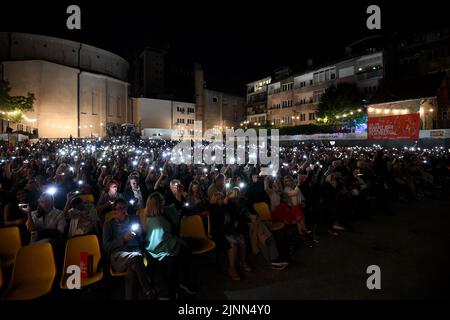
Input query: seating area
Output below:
<box><xmin>1</xmin><ymin>138</ymin><xmax>448</xmax><ymax>300</ymax></box>
<box><xmin>0</xmin><ymin>210</ymin><xmax>214</xmax><ymax>300</ymax></box>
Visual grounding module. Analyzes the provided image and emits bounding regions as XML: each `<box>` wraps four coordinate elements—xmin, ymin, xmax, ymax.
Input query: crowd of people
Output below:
<box><xmin>1</xmin><ymin>137</ymin><xmax>449</xmax><ymax>300</ymax></box>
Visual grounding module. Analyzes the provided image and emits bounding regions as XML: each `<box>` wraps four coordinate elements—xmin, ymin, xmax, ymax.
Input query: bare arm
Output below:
<box><xmin>26</xmin><ymin>211</ymin><xmax>36</xmax><ymax>232</ymax></box>
<box><xmin>3</xmin><ymin>204</ymin><xmax>27</xmax><ymax>227</ymax></box>
<box><xmin>284</xmin><ymin>186</ymin><xmax>300</xmax><ymax>197</ymax></box>
<box><xmin>154</xmin><ymin>173</ymin><xmax>165</xmax><ymax>191</ymax></box>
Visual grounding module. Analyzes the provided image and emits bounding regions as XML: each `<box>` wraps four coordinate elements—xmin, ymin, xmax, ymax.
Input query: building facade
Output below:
<box><xmin>367</xmin><ymin>73</ymin><xmax>450</xmax><ymax>130</ymax></box>
<box><xmin>246</xmin><ymin>77</ymin><xmax>271</xmax><ymax>125</ymax></box>
<box><xmin>0</xmin><ymin>32</ymin><xmax>130</xmax><ymax>138</ymax></box>
<box><xmin>194</xmin><ymin>64</ymin><xmax>246</xmax><ymax>131</ymax></box>
<box><xmin>132</xmin><ymin>97</ymin><xmax>196</xmax><ymax>137</ymax></box>
<box><xmin>259</xmin><ymin>52</ymin><xmax>384</xmax><ymax>127</ymax></box>
<box><xmin>202</xmin><ymin>89</ymin><xmax>245</xmax><ymax>131</ymax></box>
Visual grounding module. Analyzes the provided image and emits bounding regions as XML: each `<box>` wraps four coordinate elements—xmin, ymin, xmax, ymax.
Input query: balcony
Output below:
<box><xmin>268</xmin><ymin>88</ymin><xmax>281</xmax><ymax>95</ymax></box>
<box><xmin>247</xmin><ymin>109</ymin><xmax>267</xmax><ymax>115</ymax></box>
<box><xmin>295</xmin><ymin>100</ymin><xmax>315</xmax><ymax>106</ymax></box>
<box><xmin>356</xmin><ymin>69</ymin><xmax>383</xmax><ymax>81</ymax></box>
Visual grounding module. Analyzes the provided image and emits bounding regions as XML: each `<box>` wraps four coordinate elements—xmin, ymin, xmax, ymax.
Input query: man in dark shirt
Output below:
<box><xmin>103</xmin><ymin>198</ymin><xmax>154</xmax><ymax>300</ymax></box>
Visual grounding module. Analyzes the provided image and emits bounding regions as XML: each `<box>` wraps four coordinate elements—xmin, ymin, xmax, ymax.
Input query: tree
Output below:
<box><xmin>317</xmin><ymin>83</ymin><xmax>366</xmax><ymax>128</ymax></box>
<box><xmin>0</xmin><ymin>80</ymin><xmax>35</xmax><ymax>123</ymax></box>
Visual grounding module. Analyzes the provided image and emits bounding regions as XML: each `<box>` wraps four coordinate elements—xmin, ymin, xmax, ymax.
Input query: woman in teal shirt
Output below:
<box><xmin>144</xmin><ymin>192</ymin><xmax>196</xmax><ymax>300</ymax></box>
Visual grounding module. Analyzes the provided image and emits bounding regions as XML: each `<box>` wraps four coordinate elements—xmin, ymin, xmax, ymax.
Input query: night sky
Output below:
<box><xmin>2</xmin><ymin>1</ymin><xmax>449</xmax><ymax>95</ymax></box>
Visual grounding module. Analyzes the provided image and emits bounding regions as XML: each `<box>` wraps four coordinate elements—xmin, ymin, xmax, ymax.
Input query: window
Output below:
<box><xmin>282</xmin><ymin>100</ymin><xmax>293</xmax><ymax>108</ymax></box>
<box><xmin>213</xmin><ymin>97</ymin><xmax>218</xmax><ymax>103</ymax></box>
<box><xmin>177</xmin><ymin>118</ymin><xmax>185</xmax><ymax>124</ymax></box>
<box><xmin>314</xmin><ymin>67</ymin><xmax>336</xmax><ymax>84</ymax></box>
<box><xmin>443</xmin><ymin>111</ymin><xmax>448</xmax><ymax>120</ymax></box>
<box><xmin>319</xmin><ymin>71</ymin><xmax>325</xmax><ymax>83</ymax></box>
<box><xmin>313</xmin><ymin>90</ymin><xmax>325</xmax><ymax>103</ymax></box>
<box><xmin>309</xmin><ymin>113</ymin><xmax>315</xmax><ymax>120</ymax></box>
<box><xmin>187</xmin><ymin>107</ymin><xmax>195</xmax><ymax>113</ymax></box>
<box><xmin>310</xmin><ymin>80</ymin><xmax>313</xmax><ymax>85</ymax></box>
<box><xmin>284</xmin><ymin>116</ymin><xmax>292</xmax><ymax>124</ymax></box>
<box><xmin>282</xmin><ymin>83</ymin><xmax>293</xmax><ymax>91</ymax></box>
<box><xmin>92</xmin><ymin>92</ymin><xmax>99</xmax><ymax>115</ymax></box>
<box><xmin>187</xmin><ymin>119</ymin><xmax>194</xmax><ymax>125</ymax></box>
<box><xmin>117</xmin><ymin>97</ymin><xmax>122</xmax><ymax>117</ymax></box>
<box><xmin>107</xmin><ymin>95</ymin><xmax>114</xmax><ymax>117</ymax></box>
<box><xmin>300</xmin><ymin>114</ymin><xmax>306</xmax><ymax>121</ymax></box>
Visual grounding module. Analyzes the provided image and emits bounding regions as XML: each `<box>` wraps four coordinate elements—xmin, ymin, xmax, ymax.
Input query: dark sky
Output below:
<box><xmin>1</xmin><ymin>1</ymin><xmax>449</xmax><ymax>95</ymax></box>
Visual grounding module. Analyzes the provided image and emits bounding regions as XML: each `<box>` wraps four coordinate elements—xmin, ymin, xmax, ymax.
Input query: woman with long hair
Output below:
<box><xmin>144</xmin><ymin>192</ymin><xmax>196</xmax><ymax>300</ymax></box>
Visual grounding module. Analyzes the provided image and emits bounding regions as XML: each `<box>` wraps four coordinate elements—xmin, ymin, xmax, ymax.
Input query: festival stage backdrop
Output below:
<box><xmin>367</xmin><ymin>113</ymin><xmax>420</xmax><ymax>140</ymax></box>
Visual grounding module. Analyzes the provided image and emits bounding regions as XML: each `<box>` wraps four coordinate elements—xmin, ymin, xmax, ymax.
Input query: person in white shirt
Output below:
<box><xmin>26</xmin><ymin>193</ymin><xmax>67</xmax><ymax>243</ymax></box>
<box><xmin>66</xmin><ymin>196</ymin><xmax>100</xmax><ymax>238</ymax></box>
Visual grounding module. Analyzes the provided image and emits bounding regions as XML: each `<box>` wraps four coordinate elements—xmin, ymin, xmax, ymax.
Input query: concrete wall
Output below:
<box><xmin>202</xmin><ymin>89</ymin><xmax>245</xmax><ymax>130</ymax></box>
<box><xmin>3</xmin><ymin>60</ymin><xmax>79</xmax><ymax>138</ymax></box>
<box><xmin>133</xmin><ymin>98</ymin><xmax>172</xmax><ymax>129</ymax></box>
<box><xmin>2</xmin><ymin>60</ymin><xmax>129</xmax><ymax>138</ymax></box>
<box><xmin>203</xmin><ymin>90</ymin><xmax>222</xmax><ymax>129</ymax></box>
<box><xmin>0</xmin><ymin>32</ymin><xmax>129</xmax><ymax>81</ymax></box>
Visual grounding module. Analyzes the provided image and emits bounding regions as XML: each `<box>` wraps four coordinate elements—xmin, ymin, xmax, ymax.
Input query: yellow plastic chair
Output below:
<box><xmin>110</xmin><ymin>257</ymin><xmax>148</xmax><ymax>277</ymax></box>
<box><xmin>180</xmin><ymin>215</ymin><xmax>216</xmax><ymax>254</ymax></box>
<box><xmin>2</xmin><ymin>243</ymin><xmax>56</xmax><ymax>300</ymax></box>
<box><xmin>79</xmin><ymin>194</ymin><xmax>95</xmax><ymax>203</ymax></box>
<box><xmin>253</xmin><ymin>202</ymin><xmax>285</xmax><ymax>232</ymax></box>
<box><xmin>197</xmin><ymin>211</ymin><xmax>211</xmax><ymax>239</ymax></box>
<box><xmin>60</xmin><ymin>235</ymin><xmax>103</xmax><ymax>289</ymax></box>
<box><xmin>0</xmin><ymin>226</ymin><xmax>22</xmax><ymax>268</ymax></box>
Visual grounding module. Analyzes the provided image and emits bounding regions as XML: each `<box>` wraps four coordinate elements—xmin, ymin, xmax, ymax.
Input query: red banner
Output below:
<box><xmin>367</xmin><ymin>114</ymin><xmax>420</xmax><ymax>140</ymax></box>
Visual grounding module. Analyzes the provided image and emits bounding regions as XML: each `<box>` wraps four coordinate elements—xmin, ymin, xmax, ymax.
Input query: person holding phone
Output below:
<box><xmin>102</xmin><ymin>198</ymin><xmax>155</xmax><ymax>300</ymax></box>
<box><xmin>96</xmin><ymin>180</ymin><xmax>124</xmax><ymax>220</ymax></box>
<box><xmin>124</xmin><ymin>173</ymin><xmax>149</xmax><ymax>215</ymax></box>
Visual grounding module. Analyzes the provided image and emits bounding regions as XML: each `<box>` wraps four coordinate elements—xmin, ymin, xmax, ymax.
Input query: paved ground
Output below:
<box><xmin>193</xmin><ymin>185</ymin><xmax>450</xmax><ymax>300</ymax></box>
<box><xmin>53</xmin><ymin>183</ymin><xmax>450</xmax><ymax>300</ymax></box>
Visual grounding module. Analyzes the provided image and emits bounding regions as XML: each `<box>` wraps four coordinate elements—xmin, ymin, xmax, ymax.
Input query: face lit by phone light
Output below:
<box><xmin>114</xmin><ymin>202</ymin><xmax>127</xmax><ymax>222</ymax></box>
